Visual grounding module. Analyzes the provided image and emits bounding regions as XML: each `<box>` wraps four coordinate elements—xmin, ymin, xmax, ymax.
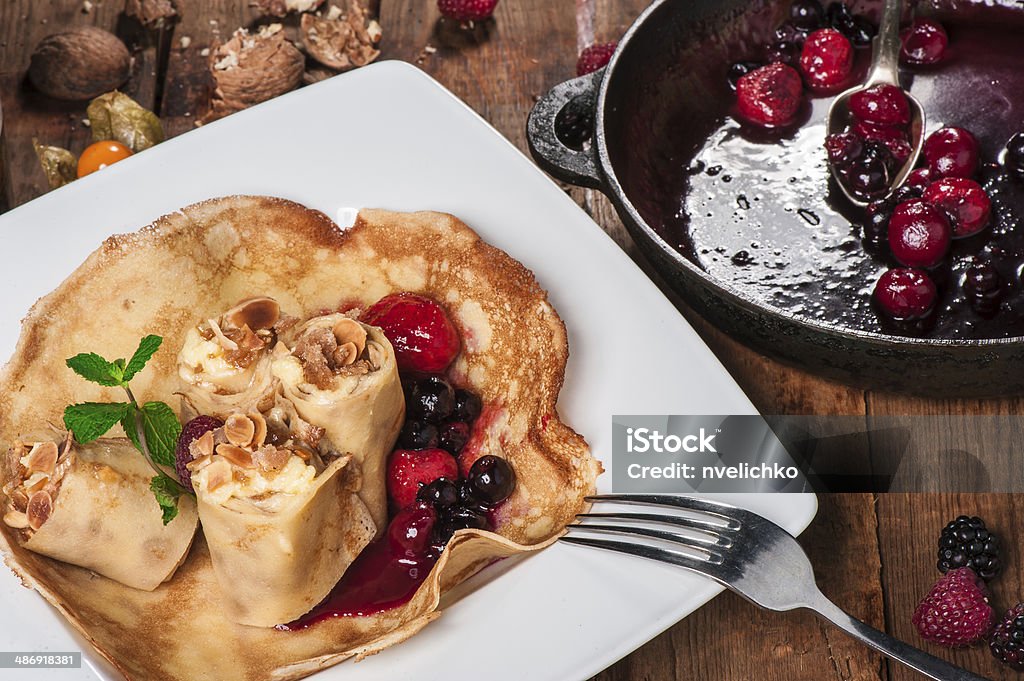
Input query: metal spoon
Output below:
<box><xmin>826</xmin><ymin>0</ymin><xmax>925</xmax><ymax>207</ymax></box>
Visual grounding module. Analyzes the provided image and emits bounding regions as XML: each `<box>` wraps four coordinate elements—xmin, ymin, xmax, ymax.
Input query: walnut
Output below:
<box><xmin>203</xmin><ymin>24</ymin><xmax>304</xmax><ymax>123</ymax></box>
<box><xmin>125</xmin><ymin>0</ymin><xmax>178</xmax><ymax>27</ymax></box>
<box><xmin>28</xmin><ymin>27</ymin><xmax>131</xmax><ymax>101</ymax></box>
<box><xmin>252</xmin><ymin>0</ymin><xmax>325</xmax><ymax>18</ymax></box>
<box><xmin>301</xmin><ymin>2</ymin><xmax>381</xmax><ymax>71</ymax></box>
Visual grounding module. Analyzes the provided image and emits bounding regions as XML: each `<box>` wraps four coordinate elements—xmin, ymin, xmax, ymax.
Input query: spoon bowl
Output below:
<box><xmin>826</xmin><ymin>0</ymin><xmax>926</xmax><ymax>207</ymax></box>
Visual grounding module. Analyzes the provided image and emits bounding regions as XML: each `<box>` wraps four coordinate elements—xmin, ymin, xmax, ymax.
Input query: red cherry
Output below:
<box><xmin>799</xmin><ymin>28</ymin><xmax>853</xmax><ymax>92</ymax></box>
<box><xmin>923</xmin><ymin>127</ymin><xmax>979</xmax><ymax>179</ymax></box>
<box><xmin>874</xmin><ymin>268</ymin><xmax>937</xmax><ymax>320</ymax></box>
<box><xmin>900</xmin><ymin>19</ymin><xmax>948</xmax><ymax>66</ymax></box>
<box><xmin>888</xmin><ymin>199</ymin><xmax>952</xmax><ymax>268</ymax></box>
<box><xmin>386</xmin><ymin>448</ymin><xmax>459</xmax><ymax>511</ymax></box>
<box><xmin>735</xmin><ymin>62</ymin><xmax>804</xmax><ymax>127</ymax></box>
<box><xmin>922</xmin><ymin>177</ymin><xmax>991</xmax><ymax>238</ymax></box>
<box><xmin>363</xmin><ymin>292</ymin><xmax>461</xmax><ymax>373</ymax></box>
<box><xmin>387</xmin><ymin>501</ymin><xmax>438</xmax><ymax>558</ymax></box>
<box><xmin>906</xmin><ymin>167</ymin><xmax>933</xmax><ymax>189</ymax></box>
<box><xmin>850</xmin><ymin>84</ymin><xmax>910</xmax><ymax>126</ymax></box>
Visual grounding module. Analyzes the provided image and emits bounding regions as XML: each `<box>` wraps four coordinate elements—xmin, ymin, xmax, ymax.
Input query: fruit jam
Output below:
<box><xmin>280</xmin><ymin>539</ymin><xmax>436</xmax><ymax>628</ymax></box>
<box><xmin>659</xmin><ymin>6</ymin><xmax>1024</xmax><ymax>339</ymax></box>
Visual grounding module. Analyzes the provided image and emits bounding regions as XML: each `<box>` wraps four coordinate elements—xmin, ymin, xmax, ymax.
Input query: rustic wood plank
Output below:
<box><xmin>593</xmin><ymin>495</ymin><xmax>886</xmax><ymax>681</ymax></box>
<box><xmin>0</xmin><ymin>0</ymin><xmax>162</xmax><ymax>207</ymax></box>
<box><xmin>378</xmin><ymin>0</ymin><xmax>577</xmax><ymax>155</ymax></box>
<box><xmin>876</xmin><ymin>494</ymin><xmax>1024</xmax><ymax>681</ymax></box>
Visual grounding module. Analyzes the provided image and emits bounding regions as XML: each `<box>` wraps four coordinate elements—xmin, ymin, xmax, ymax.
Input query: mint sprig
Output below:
<box><xmin>63</xmin><ymin>335</ymin><xmax>187</xmax><ymax>524</ymax></box>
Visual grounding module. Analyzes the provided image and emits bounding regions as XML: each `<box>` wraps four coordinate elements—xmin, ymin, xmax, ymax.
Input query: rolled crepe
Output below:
<box><xmin>272</xmin><ymin>314</ymin><xmax>404</xmax><ymax>535</ymax></box>
<box><xmin>188</xmin><ymin>412</ymin><xmax>375</xmax><ymax>627</ymax></box>
<box><xmin>1</xmin><ymin>436</ymin><xmax>198</xmax><ymax>591</ymax></box>
<box><xmin>177</xmin><ymin>297</ymin><xmax>287</xmax><ymax>418</ymax></box>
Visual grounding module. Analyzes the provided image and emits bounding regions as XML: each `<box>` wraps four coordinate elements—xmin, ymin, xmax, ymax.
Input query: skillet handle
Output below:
<box><xmin>527</xmin><ymin>69</ymin><xmax>605</xmax><ymax>190</ymax></box>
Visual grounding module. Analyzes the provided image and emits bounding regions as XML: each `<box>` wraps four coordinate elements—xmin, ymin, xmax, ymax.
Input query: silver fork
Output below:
<box><xmin>562</xmin><ymin>495</ymin><xmax>991</xmax><ymax>681</ymax></box>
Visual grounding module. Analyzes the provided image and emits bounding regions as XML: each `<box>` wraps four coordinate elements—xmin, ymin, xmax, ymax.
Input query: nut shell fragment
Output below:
<box><xmin>28</xmin><ymin>27</ymin><xmax>131</xmax><ymax>101</ymax></box>
<box><xmin>26</xmin><ymin>491</ymin><xmax>53</xmax><ymax>531</ymax></box>
<box><xmin>253</xmin><ymin>0</ymin><xmax>325</xmax><ymax>17</ymax></box>
<box><xmin>125</xmin><ymin>0</ymin><xmax>178</xmax><ymax>27</ymax></box>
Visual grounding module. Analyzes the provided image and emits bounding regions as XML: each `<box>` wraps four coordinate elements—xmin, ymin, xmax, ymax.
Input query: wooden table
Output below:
<box><xmin>1</xmin><ymin>1</ymin><xmax>1019</xmax><ymax>680</ymax></box>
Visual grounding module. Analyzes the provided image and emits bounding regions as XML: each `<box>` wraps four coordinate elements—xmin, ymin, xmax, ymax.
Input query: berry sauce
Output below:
<box><xmin>279</xmin><ymin>539</ymin><xmax>438</xmax><ymax>628</ymax></box>
<box><xmin>659</xmin><ymin>8</ymin><xmax>1024</xmax><ymax>339</ymax></box>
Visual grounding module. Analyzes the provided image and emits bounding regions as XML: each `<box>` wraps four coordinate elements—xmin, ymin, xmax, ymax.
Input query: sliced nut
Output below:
<box><xmin>224</xmin><ymin>413</ymin><xmax>256</xmax><ymax>447</ymax></box>
<box><xmin>332</xmin><ymin>318</ymin><xmax>367</xmax><ymax>355</ymax></box>
<box><xmin>204</xmin><ymin>458</ymin><xmax>233</xmax><ymax>492</ymax></box>
<box><xmin>249</xmin><ymin>411</ymin><xmax>268</xmax><ymax>448</ymax></box>
<box><xmin>191</xmin><ymin>430</ymin><xmax>216</xmax><ymax>459</ymax></box>
<box><xmin>207</xmin><ymin>317</ymin><xmax>239</xmax><ymax>352</ymax></box>
<box><xmin>334</xmin><ymin>341</ymin><xmax>359</xmax><ymax>367</ymax></box>
<box><xmin>25</xmin><ymin>441</ymin><xmax>58</xmax><ymax>475</ymax></box>
<box><xmin>252</xmin><ymin>445</ymin><xmax>290</xmax><ymax>472</ymax></box>
<box><xmin>366</xmin><ymin>340</ymin><xmax>385</xmax><ymax>370</ymax></box>
<box><xmin>216</xmin><ymin>443</ymin><xmax>255</xmax><ymax>468</ymax></box>
<box><xmin>3</xmin><ymin>510</ymin><xmax>29</xmax><ymax>529</ymax></box>
<box><xmin>26</xmin><ymin>491</ymin><xmax>53</xmax><ymax>531</ymax></box>
<box><xmin>186</xmin><ymin>454</ymin><xmax>213</xmax><ymax>472</ymax></box>
<box><xmin>223</xmin><ymin>297</ymin><xmax>281</xmax><ymax>331</ymax></box>
<box><xmin>300</xmin><ymin>2</ymin><xmax>381</xmax><ymax>72</ymax></box>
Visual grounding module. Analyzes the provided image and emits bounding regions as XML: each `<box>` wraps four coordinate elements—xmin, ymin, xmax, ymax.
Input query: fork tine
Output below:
<box><xmin>586</xmin><ymin>494</ymin><xmax>745</xmax><ymax>530</ymax></box>
<box><xmin>559</xmin><ymin>536</ymin><xmax>730</xmax><ymax>586</ymax></box>
<box><xmin>577</xmin><ymin>511</ymin><xmax>734</xmax><ymax>541</ymax></box>
<box><xmin>566</xmin><ymin>522</ymin><xmax>729</xmax><ymax>553</ymax></box>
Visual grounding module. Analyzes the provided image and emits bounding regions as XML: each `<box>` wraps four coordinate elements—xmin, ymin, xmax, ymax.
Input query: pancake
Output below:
<box><xmin>0</xmin><ymin>196</ymin><xmax>600</xmax><ymax>681</ymax></box>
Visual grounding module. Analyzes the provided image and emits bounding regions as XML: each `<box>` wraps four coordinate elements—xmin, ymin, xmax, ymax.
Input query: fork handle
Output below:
<box><xmin>809</xmin><ymin>595</ymin><xmax>993</xmax><ymax>681</ymax></box>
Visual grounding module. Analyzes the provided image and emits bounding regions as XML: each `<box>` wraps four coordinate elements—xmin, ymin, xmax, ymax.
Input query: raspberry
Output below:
<box><xmin>735</xmin><ymin>62</ymin><xmax>803</xmax><ymax>128</ymax></box>
<box><xmin>912</xmin><ymin>567</ymin><xmax>995</xmax><ymax>647</ymax></box>
<box><xmin>437</xmin><ymin>0</ymin><xmax>498</xmax><ymax>22</ymax></box>
<box><xmin>873</xmin><ymin>268</ymin><xmax>936</xmax><ymax>320</ymax></box>
<box><xmin>387</xmin><ymin>501</ymin><xmax>437</xmax><ymax>558</ymax></box>
<box><xmin>576</xmin><ymin>42</ymin><xmax>617</xmax><ymax>77</ymax></box>
<box><xmin>799</xmin><ymin>28</ymin><xmax>853</xmax><ymax>91</ymax></box>
<box><xmin>175</xmin><ymin>415</ymin><xmax>223</xmax><ymax>493</ymax></box>
<box><xmin>922</xmin><ymin>177</ymin><xmax>991</xmax><ymax>238</ymax></box>
<box><xmin>991</xmin><ymin>604</ymin><xmax>1024</xmax><ymax>670</ymax></box>
<box><xmin>363</xmin><ymin>292</ymin><xmax>460</xmax><ymax>374</ymax></box>
<box><xmin>386</xmin><ymin>448</ymin><xmax>459</xmax><ymax>511</ymax></box>
<box><xmin>938</xmin><ymin>516</ymin><xmax>1001</xmax><ymax>581</ymax></box>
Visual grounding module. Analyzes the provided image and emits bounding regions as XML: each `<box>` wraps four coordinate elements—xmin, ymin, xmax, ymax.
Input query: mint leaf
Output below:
<box><xmin>66</xmin><ymin>353</ymin><xmax>124</xmax><ymax>387</ymax></box>
<box><xmin>63</xmin><ymin>402</ymin><xmax>131</xmax><ymax>443</ymax></box>
<box><xmin>150</xmin><ymin>474</ymin><xmax>180</xmax><ymax>525</ymax></box>
<box><xmin>123</xmin><ymin>335</ymin><xmax>162</xmax><ymax>382</ymax></box>
<box><xmin>122</xmin><ymin>402</ymin><xmax>181</xmax><ymax>467</ymax></box>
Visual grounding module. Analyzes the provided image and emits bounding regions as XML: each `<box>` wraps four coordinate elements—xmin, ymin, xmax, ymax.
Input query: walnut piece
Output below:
<box><xmin>300</xmin><ymin>1</ymin><xmax>381</xmax><ymax>72</ymax></box>
<box><xmin>203</xmin><ymin>24</ymin><xmax>304</xmax><ymax>123</ymax></box>
<box><xmin>252</xmin><ymin>0</ymin><xmax>325</xmax><ymax>17</ymax></box>
<box><xmin>28</xmin><ymin>27</ymin><xmax>131</xmax><ymax>101</ymax></box>
<box><xmin>125</xmin><ymin>0</ymin><xmax>178</xmax><ymax>27</ymax></box>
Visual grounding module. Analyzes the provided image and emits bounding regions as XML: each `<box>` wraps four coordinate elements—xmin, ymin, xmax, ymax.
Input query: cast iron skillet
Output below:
<box><xmin>527</xmin><ymin>0</ymin><xmax>1024</xmax><ymax>397</ymax></box>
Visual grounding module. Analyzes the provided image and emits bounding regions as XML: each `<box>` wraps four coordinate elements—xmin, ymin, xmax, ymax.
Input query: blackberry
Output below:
<box><xmin>937</xmin><ymin>515</ymin><xmax>1000</xmax><ymax>581</ymax></box>
<box><xmin>789</xmin><ymin>0</ymin><xmax>824</xmax><ymax>30</ymax></box>
<box><xmin>964</xmin><ymin>263</ymin><xmax>1002</xmax><ymax>318</ymax></box>
<box><xmin>991</xmin><ymin>604</ymin><xmax>1024</xmax><ymax>670</ymax></box>
<box><xmin>438</xmin><ymin>420</ymin><xmax>471</xmax><ymax>454</ymax></box>
<box><xmin>407</xmin><ymin>376</ymin><xmax>455</xmax><ymax>423</ymax></box>
<box><xmin>398</xmin><ymin>419</ymin><xmax>439</xmax><ymax>449</ymax></box>
<box><xmin>727</xmin><ymin>61</ymin><xmax>764</xmax><ymax>90</ymax></box>
<box><xmin>451</xmin><ymin>388</ymin><xmax>482</xmax><ymax>422</ymax></box>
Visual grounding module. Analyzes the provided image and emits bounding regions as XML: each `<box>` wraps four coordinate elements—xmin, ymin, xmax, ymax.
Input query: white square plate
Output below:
<box><xmin>0</xmin><ymin>61</ymin><xmax>817</xmax><ymax>681</ymax></box>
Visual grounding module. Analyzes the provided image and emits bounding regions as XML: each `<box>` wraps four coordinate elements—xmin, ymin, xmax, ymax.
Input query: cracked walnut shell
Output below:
<box><xmin>203</xmin><ymin>24</ymin><xmax>304</xmax><ymax>123</ymax></box>
<box><xmin>301</xmin><ymin>2</ymin><xmax>381</xmax><ymax>71</ymax></box>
